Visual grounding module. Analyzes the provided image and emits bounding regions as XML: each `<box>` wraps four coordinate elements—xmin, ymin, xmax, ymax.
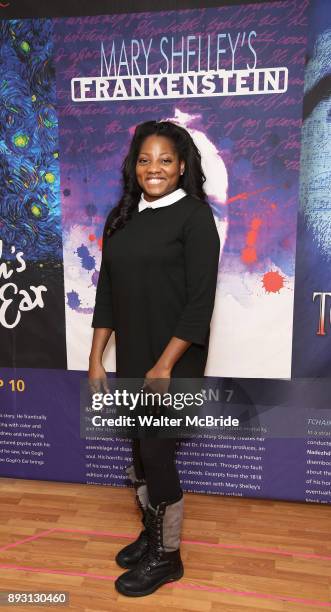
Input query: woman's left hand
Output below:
<box><xmin>143</xmin><ymin>365</ymin><xmax>171</xmax><ymax>395</ymax></box>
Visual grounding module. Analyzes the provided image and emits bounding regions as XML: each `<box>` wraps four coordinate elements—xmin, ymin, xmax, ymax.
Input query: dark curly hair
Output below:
<box><xmin>103</xmin><ymin>120</ymin><xmax>208</xmax><ymax>239</ymax></box>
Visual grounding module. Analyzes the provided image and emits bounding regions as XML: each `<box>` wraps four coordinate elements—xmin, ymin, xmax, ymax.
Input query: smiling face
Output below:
<box><xmin>135</xmin><ymin>135</ymin><xmax>185</xmax><ymax>202</ymax></box>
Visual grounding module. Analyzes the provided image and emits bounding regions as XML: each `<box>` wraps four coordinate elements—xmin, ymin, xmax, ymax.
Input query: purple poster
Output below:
<box><xmin>52</xmin><ymin>0</ymin><xmax>307</xmax><ymax>378</ymax></box>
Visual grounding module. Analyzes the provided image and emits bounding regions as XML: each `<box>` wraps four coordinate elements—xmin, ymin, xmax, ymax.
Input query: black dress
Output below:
<box><xmin>92</xmin><ymin>194</ymin><xmax>220</xmax><ymax>379</ymax></box>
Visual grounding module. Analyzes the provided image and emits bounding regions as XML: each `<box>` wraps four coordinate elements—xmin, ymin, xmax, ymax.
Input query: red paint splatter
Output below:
<box><xmin>251</xmin><ymin>218</ymin><xmax>262</xmax><ymax>231</ymax></box>
<box><xmin>97</xmin><ymin>237</ymin><xmax>103</xmax><ymax>250</ymax></box>
<box><xmin>226</xmin><ymin>186</ymin><xmax>272</xmax><ymax>205</ymax></box>
<box><xmin>262</xmin><ymin>271</ymin><xmax>285</xmax><ymax>293</ymax></box>
<box><xmin>88</xmin><ymin>233</ymin><xmax>95</xmax><ymax>242</ymax></box>
<box><xmin>241</xmin><ymin>247</ymin><xmax>257</xmax><ymax>264</ymax></box>
<box><xmin>246</xmin><ymin>231</ymin><xmax>256</xmax><ymax>246</ymax></box>
<box><xmin>241</xmin><ymin>217</ymin><xmax>263</xmax><ymax>265</ymax></box>
<box><xmin>227</xmin><ymin>191</ymin><xmax>250</xmax><ymax>204</ymax></box>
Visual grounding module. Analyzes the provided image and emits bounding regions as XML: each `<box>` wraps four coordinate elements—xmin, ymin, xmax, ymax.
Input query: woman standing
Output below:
<box><xmin>89</xmin><ymin>120</ymin><xmax>220</xmax><ymax>597</ymax></box>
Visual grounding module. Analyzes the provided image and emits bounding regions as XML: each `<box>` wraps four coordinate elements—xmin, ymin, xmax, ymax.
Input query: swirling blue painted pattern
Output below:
<box><xmin>0</xmin><ymin>18</ymin><xmax>61</xmax><ymax>261</ymax></box>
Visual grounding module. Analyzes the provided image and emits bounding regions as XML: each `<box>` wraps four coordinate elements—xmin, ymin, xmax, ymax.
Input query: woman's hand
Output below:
<box><xmin>143</xmin><ymin>364</ymin><xmax>171</xmax><ymax>395</ymax></box>
<box><xmin>88</xmin><ymin>358</ymin><xmax>109</xmax><ymax>394</ymax></box>
<box><xmin>88</xmin><ymin>328</ymin><xmax>112</xmax><ymax>394</ymax></box>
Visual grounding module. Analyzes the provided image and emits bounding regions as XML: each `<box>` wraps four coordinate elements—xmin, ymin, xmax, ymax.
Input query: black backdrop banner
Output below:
<box><xmin>0</xmin><ymin>0</ymin><xmax>289</xmax><ymax>19</ymax></box>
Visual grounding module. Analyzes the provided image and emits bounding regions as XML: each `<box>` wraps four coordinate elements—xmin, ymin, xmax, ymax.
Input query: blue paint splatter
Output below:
<box><xmin>91</xmin><ymin>269</ymin><xmax>99</xmax><ymax>287</ymax></box>
<box><xmin>67</xmin><ymin>290</ymin><xmax>80</xmax><ymax>310</ymax></box>
<box><xmin>76</xmin><ymin>244</ymin><xmax>95</xmax><ymax>271</ymax></box>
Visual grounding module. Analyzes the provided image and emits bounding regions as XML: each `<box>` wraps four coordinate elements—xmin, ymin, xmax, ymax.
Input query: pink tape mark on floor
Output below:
<box><xmin>0</xmin><ymin>528</ymin><xmax>57</xmax><ymax>552</ymax></box>
<box><xmin>0</xmin><ymin>563</ymin><xmax>330</xmax><ymax>608</ymax></box>
<box><xmin>2</xmin><ymin>526</ymin><xmax>331</xmax><ymax>562</ymax></box>
<box><xmin>174</xmin><ymin>581</ymin><xmax>331</xmax><ymax>608</ymax></box>
<box><xmin>0</xmin><ymin>564</ymin><xmax>116</xmax><ymax>581</ymax></box>
<box><xmin>182</xmin><ymin>538</ymin><xmax>331</xmax><ymax>561</ymax></box>
<box><xmin>55</xmin><ymin>527</ymin><xmax>331</xmax><ymax>562</ymax></box>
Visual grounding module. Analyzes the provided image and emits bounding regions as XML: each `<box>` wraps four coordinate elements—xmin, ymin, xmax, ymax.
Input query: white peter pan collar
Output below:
<box><xmin>138</xmin><ymin>188</ymin><xmax>187</xmax><ymax>212</ymax></box>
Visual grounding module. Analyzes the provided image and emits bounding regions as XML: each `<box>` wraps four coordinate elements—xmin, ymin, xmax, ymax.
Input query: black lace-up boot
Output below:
<box><xmin>115</xmin><ymin>465</ymin><xmax>149</xmax><ymax>569</ymax></box>
<box><xmin>115</xmin><ymin>492</ymin><xmax>184</xmax><ymax>597</ymax></box>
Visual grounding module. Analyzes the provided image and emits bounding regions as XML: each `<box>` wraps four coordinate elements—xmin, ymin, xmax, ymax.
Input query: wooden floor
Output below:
<box><xmin>0</xmin><ymin>478</ymin><xmax>330</xmax><ymax>611</ymax></box>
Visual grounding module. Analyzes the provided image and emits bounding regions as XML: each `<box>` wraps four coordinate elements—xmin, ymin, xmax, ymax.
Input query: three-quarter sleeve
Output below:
<box><xmin>173</xmin><ymin>203</ymin><xmax>220</xmax><ymax>346</ymax></box>
<box><xmin>91</xmin><ymin>213</ymin><xmax>114</xmax><ymax>329</ymax></box>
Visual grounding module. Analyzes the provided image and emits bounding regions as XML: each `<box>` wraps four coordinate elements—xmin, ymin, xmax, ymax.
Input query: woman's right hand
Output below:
<box><xmin>88</xmin><ymin>359</ymin><xmax>109</xmax><ymax>394</ymax></box>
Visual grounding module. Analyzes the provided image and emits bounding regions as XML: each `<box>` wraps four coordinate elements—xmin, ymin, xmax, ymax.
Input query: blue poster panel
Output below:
<box><xmin>0</xmin><ymin>18</ymin><xmax>66</xmax><ymax>368</ymax></box>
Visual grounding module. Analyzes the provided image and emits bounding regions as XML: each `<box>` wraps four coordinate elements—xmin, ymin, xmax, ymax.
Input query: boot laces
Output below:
<box><xmin>139</xmin><ymin>510</ymin><xmax>163</xmax><ymax>572</ymax></box>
